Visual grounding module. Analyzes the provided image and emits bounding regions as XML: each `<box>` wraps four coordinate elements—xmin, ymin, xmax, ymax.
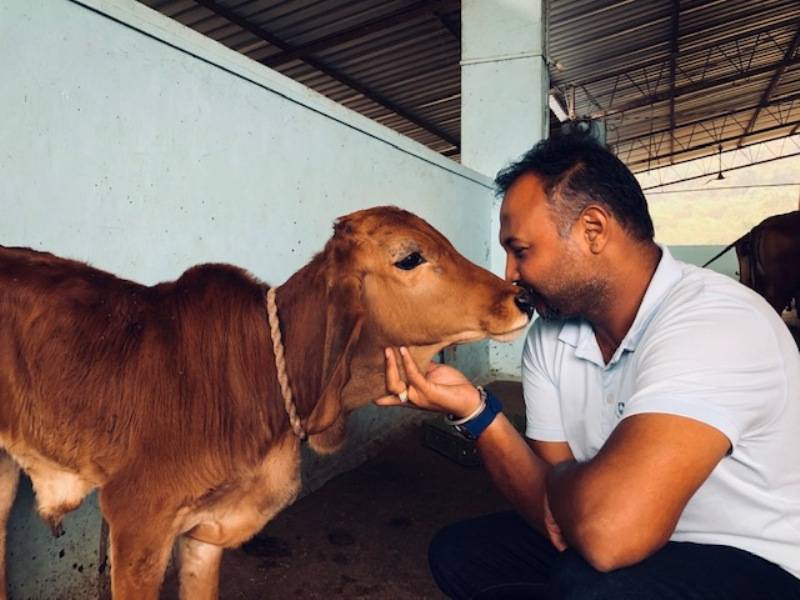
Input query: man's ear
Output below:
<box><xmin>305</xmin><ymin>276</ymin><xmax>364</xmax><ymax>442</ymax></box>
<box><xmin>580</xmin><ymin>205</ymin><xmax>610</xmax><ymax>254</ymax></box>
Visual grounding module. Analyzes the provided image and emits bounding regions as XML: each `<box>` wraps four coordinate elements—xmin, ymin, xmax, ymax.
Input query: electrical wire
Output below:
<box><xmin>646</xmin><ymin>183</ymin><xmax>800</xmax><ymax>194</ymax></box>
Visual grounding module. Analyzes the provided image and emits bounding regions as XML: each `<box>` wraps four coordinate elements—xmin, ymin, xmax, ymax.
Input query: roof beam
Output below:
<box><xmin>434</xmin><ymin>7</ymin><xmax>461</xmax><ymax>41</ymax></box>
<box><xmin>574</xmin><ymin>15</ymin><xmax>800</xmax><ymax>88</ymax></box>
<box><xmin>668</xmin><ymin>0</ymin><xmax>679</xmax><ymax>163</ymax></box>
<box><xmin>612</xmin><ymin>90</ymin><xmax>800</xmax><ymax>146</ymax></box>
<box><xmin>677</xmin><ymin>2</ymin><xmax>790</xmax><ymax>38</ymax></box>
<box><xmin>601</xmin><ymin>56</ymin><xmax>800</xmax><ymax>117</ymax></box>
<box><xmin>627</xmin><ymin>119</ymin><xmax>797</xmax><ymax>168</ymax></box>
<box><xmin>192</xmin><ymin>0</ymin><xmax>459</xmax><ymax>149</ymax></box>
<box><xmin>736</xmin><ymin>26</ymin><xmax>800</xmax><ymax>147</ymax></box>
<box><xmin>264</xmin><ymin>0</ymin><xmax>459</xmax><ymax>68</ymax></box>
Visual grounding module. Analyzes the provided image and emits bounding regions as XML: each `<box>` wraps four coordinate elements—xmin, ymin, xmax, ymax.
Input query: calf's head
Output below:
<box><xmin>332</xmin><ymin>206</ymin><xmax>531</xmax><ymax>348</ymax></box>
<box><xmin>280</xmin><ymin>206</ymin><xmax>532</xmax><ymax>450</ymax></box>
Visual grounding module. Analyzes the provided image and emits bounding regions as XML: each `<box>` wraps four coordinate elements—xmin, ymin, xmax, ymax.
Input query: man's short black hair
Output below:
<box><xmin>495</xmin><ymin>133</ymin><xmax>655</xmax><ymax>241</ymax></box>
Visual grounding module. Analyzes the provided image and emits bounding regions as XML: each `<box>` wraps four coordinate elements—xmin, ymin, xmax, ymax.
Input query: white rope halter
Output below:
<box><xmin>265</xmin><ymin>287</ymin><xmax>306</xmax><ymax>440</ymax></box>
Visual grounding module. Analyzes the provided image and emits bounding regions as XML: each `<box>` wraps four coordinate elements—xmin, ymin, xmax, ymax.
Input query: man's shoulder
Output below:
<box><xmin>641</xmin><ymin>262</ymin><xmax>797</xmax><ymax>371</ymax></box>
<box><xmin>658</xmin><ymin>262</ymin><xmax>768</xmax><ymax>320</ymax></box>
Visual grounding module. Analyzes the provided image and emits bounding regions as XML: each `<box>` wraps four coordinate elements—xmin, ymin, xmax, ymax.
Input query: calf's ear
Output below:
<box><xmin>305</xmin><ymin>275</ymin><xmax>364</xmax><ymax>446</ymax></box>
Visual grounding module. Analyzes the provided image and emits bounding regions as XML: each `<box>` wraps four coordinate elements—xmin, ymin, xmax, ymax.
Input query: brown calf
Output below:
<box><xmin>0</xmin><ymin>206</ymin><xmax>532</xmax><ymax>599</ymax></box>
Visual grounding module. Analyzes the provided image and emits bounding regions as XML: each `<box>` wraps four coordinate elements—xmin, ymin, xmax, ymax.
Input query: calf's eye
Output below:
<box><xmin>394</xmin><ymin>252</ymin><xmax>425</xmax><ymax>270</ymax></box>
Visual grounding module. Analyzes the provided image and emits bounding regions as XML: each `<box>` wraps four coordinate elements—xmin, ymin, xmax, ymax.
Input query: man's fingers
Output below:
<box><xmin>375</xmin><ymin>392</ymin><xmax>420</xmax><ymax>408</ymax></box>
<box><xmin>384</xmin><ymin>348</ymin><xmax>405</xmax><ymax>395</ymax></box>
<box><xmin>399</xmin><ymin>347</ymin><xmax>431</xmax><ymax>394</ymax></box>
<box><xmin>547</xmin><ymin>526</ymin><xmax>568</xmax><ymax>552</ymax></box>
<box><xmin>374</xmin><ymin>394</ymin><xmax>404</xmax><ymax>406</ymax></box>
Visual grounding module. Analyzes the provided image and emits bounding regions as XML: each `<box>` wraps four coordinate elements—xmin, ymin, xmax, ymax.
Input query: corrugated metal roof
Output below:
<box><xmin>549</xmin><ymin>0</ymin><xmax>800</xmax><ymax>171</ymax></box>
<box><xmin>138</xmin><ymin>0</ymin><xmax>800</xmax><ymax>172</ymax></box>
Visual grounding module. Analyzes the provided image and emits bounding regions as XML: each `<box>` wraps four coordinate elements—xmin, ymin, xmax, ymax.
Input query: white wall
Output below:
<box><xmin>1</xmin><ymin>0</ymin><xmax>496</xmax><ymax>288</ymax></box>
<box><xmin>0</xmin><ymin>0</ymin><xmax>502</xmax><ymax>596</ymax></box>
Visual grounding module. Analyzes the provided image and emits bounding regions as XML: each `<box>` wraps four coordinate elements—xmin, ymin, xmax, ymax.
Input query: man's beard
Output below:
<box><xmin>535</xmin><ymin>296</ymin><xmax>563</xmax><ymax>320</ymax></box>
<box><xmin>532</xmin><ymin>277</ymin><xmax>608</xmax><ymax>321</ymax></box>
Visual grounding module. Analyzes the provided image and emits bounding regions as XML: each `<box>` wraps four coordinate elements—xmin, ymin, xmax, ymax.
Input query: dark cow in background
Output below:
<box><xmin>734</xmin><ymin>211</ymin><xmax>800</xmax><ymax>315</ymax></box>
<box><xmin>0</xmin><ymin>206</ymin><xmax>533</xmax><ymax>600</ymax></box>
<box><xmin>703</xmin><ymin>210</ymin><xmax>800</xmax><ymax>316</ymax></box>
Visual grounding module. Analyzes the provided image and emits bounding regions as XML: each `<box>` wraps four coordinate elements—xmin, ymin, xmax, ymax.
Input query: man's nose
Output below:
<box><xmin>505</xmin><ymin>256</ymin><xmax>519</xmax><ymax>283</ymax></box>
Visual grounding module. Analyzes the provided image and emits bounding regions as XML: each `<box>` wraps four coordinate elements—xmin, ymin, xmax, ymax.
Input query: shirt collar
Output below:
<box><xmin>621</xmin><ymin>244</ymin><xmax>683</xmax><ymax>353</ymax></box>
<box><xmin>557</xmin><ymin>244</ymin><xmax>683</xmax><ymax>365</ymax></box>
<box><xmin>557</xmin><ymin>319</ymin><xmax>602</xmax><ymax>365</ymax></box>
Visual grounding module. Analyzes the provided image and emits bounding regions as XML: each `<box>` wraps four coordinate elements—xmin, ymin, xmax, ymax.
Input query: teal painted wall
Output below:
<box><xmin>668</xmin><ymin>244</ymin><xmax>740</xmax><ymax>279</ymax></box>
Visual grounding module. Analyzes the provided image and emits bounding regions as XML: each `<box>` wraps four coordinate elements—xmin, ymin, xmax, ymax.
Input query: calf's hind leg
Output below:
<box><xmin>0</xmin><ymin>453</ymin><xmax>20</xmax><ymax>600</ymax></box>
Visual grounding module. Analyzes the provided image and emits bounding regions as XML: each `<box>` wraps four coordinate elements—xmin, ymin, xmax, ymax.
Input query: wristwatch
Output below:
<box><xmin>446</xmin><ymin>386</ymin><xmax>503</xmax><ymax>441</ymax></box>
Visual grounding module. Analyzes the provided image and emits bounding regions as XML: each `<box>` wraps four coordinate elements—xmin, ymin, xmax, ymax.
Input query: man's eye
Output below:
<box><xmin>512</xmin><ymin>247</ymin><xmax>527</xmax><ymax>258</ymax></box>
<box><xmin>394</xmin><ymin>252</ymin><xmax>426</xmax><ymax>270</ymax></box>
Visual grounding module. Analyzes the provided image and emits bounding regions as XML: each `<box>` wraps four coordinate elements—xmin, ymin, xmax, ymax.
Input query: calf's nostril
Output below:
<box><xmin>513</xmin><ymin>287</ymin><xmax>535</xmax><ymax>318</ymax></box>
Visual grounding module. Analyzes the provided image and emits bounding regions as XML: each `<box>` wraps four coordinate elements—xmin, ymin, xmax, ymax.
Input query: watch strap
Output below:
<box><xmin>450</xmin><ymin>387</ymin><xmax>502</xmax><ymax>441</ymax></box>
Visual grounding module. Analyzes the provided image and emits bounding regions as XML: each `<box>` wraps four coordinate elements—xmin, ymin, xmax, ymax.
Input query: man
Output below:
<box><xmin>377</xmin><ymin>134</ymin><xmax>800</xmax><ymax>599</ymax></box>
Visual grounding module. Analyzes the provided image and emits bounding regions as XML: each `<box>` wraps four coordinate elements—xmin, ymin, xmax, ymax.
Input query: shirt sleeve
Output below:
<box><xmin>623</xmin><ymin>298</ymin><xmax>788</xmax><ymax>449</ymax></box>
<box><xmin>522</xmin><ymin>320</ymin><xmax>567</xmax><ymax>442</ymax></box>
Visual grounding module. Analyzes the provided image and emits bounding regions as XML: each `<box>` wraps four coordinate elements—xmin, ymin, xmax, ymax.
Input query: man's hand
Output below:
<box><xmin>543</xmin><ymin>493</ymin><xmax>567</xmax><ymax>551</ymax></box>
<box><xmin>374</xmin><ymin>347</ymin><xmax>482</xmax><ymax>418</ymax></box>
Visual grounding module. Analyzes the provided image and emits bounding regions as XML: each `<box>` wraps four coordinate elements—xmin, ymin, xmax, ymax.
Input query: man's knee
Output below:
<box><xmin>428</xmin><ymin>512</ymin><xmax>553</xmax><ymax>600</ymax></box>
<box><xmin>550</xmin><ymin>550</ymin><xmax>617</xmax><ymax>600</ymax></box>
<box><xmin>428</xmin><ymin>522</ymin><xmax>475</xmax><ymax>598</ymax></box>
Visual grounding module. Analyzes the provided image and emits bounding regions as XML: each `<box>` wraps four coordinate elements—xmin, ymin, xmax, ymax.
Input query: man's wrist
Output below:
<box><xmin>445</xmin><ymin>387</ymin><xmax>503</xmax><ymax>440</ymax></box>
<box><xmin>450</xmin><ymin>386</ymin><xmax>484</xmax><ymax>421</ymax></box>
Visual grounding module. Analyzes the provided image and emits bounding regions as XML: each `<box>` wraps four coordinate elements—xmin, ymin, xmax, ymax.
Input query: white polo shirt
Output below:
<box><xmin>522</xmin><ymin>246</ymin><xmax>800</xmax><ymax>579</ymax></box>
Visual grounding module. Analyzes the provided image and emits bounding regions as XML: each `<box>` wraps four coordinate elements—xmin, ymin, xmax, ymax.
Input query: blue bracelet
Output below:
<box><xmin>449</xmin><ymin>387</ymin><xmax>503</xmax><ymax>441</ymax></box>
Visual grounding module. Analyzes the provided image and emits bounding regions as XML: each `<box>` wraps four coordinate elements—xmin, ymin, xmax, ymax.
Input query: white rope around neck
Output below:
<box><xmin>266</xmin><ymin>287</ymin><xmax>306</xmax><ymax>440</ymax></box>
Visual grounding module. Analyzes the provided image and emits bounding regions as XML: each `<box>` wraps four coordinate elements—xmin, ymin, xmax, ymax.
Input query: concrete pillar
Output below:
<box><xmin>461</xmin><ymin>0</ymin><xmax>549</xmax><ymax>177</ymax></box>
<box><xmin>461</xmin><ymin>0</ymin><xmax>549</xmax><ymax>379</ymax></box>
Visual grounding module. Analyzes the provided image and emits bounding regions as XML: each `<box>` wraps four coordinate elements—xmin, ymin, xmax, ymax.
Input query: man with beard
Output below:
<box><xmin>377</xmin><ymin>135</ymin><xmax>800</xmax><ymax>599</ymax></box>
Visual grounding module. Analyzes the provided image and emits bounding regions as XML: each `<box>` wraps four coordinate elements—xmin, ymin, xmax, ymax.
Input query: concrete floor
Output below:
<box><xmin>160</xmin><ymin>381</ymin><xmax>524</xmax><ymax>600</ymax></box>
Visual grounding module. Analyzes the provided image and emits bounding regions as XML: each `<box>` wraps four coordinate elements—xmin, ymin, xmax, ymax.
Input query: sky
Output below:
<box><xmin>634</xmin><ymin>137</ymin><xmax>800</xmax><ymax>246</ymax></box>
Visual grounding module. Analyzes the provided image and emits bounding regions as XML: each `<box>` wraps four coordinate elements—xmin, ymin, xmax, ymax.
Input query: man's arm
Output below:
<box><xmin>473</xmin><ymin>415</ymin><xmax>551</xmax><ymax>530</ymax></box>
<box><xmin>477</xmin><ymin>426</ymin><xmax>576</xmax><ymax>536</ymax></box>
<box><xmin>376</xmin><ymin>347</ymin><xmax>574</xmax><ymax>534</ymax></box>
<box><xmin>528</xmin><ymin>439</ymin><xmax>574</xmax><ymax>466</ymax></box>
<box><xmin>546</xmin><ymin>413</ymin><xmax>730</xmax><ymax>572</ymax></box>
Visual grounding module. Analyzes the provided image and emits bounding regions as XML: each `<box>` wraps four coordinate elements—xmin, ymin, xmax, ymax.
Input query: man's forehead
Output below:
<box><xmin>500</xmin><ymin>173</ymin><xmax>546</xmax><ymax>224</ymax></box>
<box><xmin>508</xmin><ymin>172</ymin><xmax>545</xmax><ymax>200</ymax></box>
<box><xmin>499</xmin><ymin>198</ymin><xmax>522</xmax><ymax>239</ymax></box>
